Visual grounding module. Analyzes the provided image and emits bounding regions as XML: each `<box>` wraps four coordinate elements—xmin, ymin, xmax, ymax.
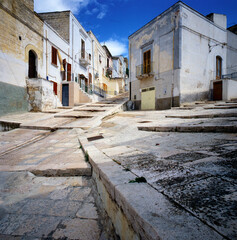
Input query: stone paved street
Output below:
<box><xmin>86</xmin><ymin>102</ymin><xmax>237</xmax><ymax>240</ymax></box>
<box><xmin>0</xmin><ymin>172</ymin><xmax>100</xmax><ymax>240</ymax></box>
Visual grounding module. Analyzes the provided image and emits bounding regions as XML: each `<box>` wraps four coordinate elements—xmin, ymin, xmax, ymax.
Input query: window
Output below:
<box><xmin>107</xmin><ymin>58</ymin><xmax>109</xmax><ymax>67</ymax></box>
<box><xmin>99</xmin><ymin>55</ymin><xmax>102</xmax><ymax>63</ymax></box>
<box><xmin>53</xmin><ymin>82</ymin><xmax>57</xmax><ymax>95</ymax></box>
<box><xmin>81</xmin><ymin>39</ymin><xmax>85</xmax><ymax>59</ymax></box>
<box><xmin>67</xmin><ymin>63</ymin><xmax>71</xmax><ymax>81</ymax></box>
<box><xmin>216</xmin><ymin>56</ymin><xmax>222</xmax><ymax>79</ymax></box>
<box><xmin>89</xmin><ymin>54</ymin><xmax>91</xmax><ymax>61</ymax></box>
<box><xmin>51</xmin><ymin>46</ymin><xmax>57</xmax><ymax>65</ymax></box>
<box><xmin>143</xmin><ymin>50</ymin><xmax>151</xmax><ymax>74</ymax></box>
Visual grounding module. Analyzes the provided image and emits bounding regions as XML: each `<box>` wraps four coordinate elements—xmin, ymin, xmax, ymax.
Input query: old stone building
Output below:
<box><xmin>129</xmin><ymin>1</ymin><xmax>237</xmax><ymax>110</ymax></box>
<box><xmin>0</xmin><ymin>0</ymin><xmax>128</xmax><ymax>116</ymax></box>
<box><xmin>0</xmin><ymin>0</ymin><xmax>45</xmax><ymax>115</ymax></box>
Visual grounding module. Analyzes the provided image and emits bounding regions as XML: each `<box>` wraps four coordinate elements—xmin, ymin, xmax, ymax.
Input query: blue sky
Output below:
<box><xmin>35</xmin><ymin>0</ymin><xmax>237</xmax><ymax>57</ymax></box>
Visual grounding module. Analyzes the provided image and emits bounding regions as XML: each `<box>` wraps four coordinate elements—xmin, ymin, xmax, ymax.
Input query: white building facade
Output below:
<box><xmin>129</xmin><ymin>2</ymin><xmax>237</xmax><ymax>110</ymax></box>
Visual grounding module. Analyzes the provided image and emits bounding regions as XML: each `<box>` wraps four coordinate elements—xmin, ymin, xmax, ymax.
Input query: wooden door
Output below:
<box><xmin>213</xmin><ymin>81</ymin><xmax>222</xmax><ymax>101</ymax></box>
<box><xmin>143</xmin><ymin>50</ymin><xmax>151</xmax><ymax>74</ymax></box>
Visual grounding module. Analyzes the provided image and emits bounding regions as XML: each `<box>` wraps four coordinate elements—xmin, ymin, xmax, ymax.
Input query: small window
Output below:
<box><xmin>107</xmin><ymin>58</ymin><xmax>109</xmax><ymax>67</ymax></box>
<box><xmin>51</xmin><ymin>46</ymin><xmax>57</xmax><ymax>65</ymax></box>
<box><xmin>53</xmin><ymin>82</ymin><xmax>57</xmax><ymax>95</ymax></box>
<box><xmin>89</xmin><ymin>54</ymin><xmax>91</xmax><ymax>61</ymax></box>
<box><xmin>99</xmin><ymin>55</ymin><xmax>102</xmax><ymax>63</ymax></box>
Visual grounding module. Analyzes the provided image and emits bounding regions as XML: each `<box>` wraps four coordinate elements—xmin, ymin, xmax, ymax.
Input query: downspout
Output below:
<box><xmin>46</xmin><ymin>30</ymin><xmax>48</xmax><ymax>79</ymax></box>
<box><xmin>129</xmin><ymin>42</ymin><xmax>131</xmax><ymax>100</ymax></box>
<box><xmin>72</xmin><ymin>19</ymin><xmax>74</xmax><ymax>81</ymax></box>
<box><xmin>92</xmin><ymin>39</ymin><xmax>95</xmax><ymax>91</ymax></box>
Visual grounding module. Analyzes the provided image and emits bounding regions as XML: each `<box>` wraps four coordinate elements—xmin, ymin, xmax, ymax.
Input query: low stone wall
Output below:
<box><xmin>27</xmin><ymin>78</ymin><xmax>58</xmax><ymax>111</ymax></box>
<box><xmin>0</xmin><ymin>81</ymin><xmax>28</xmax><ymax>116</ymax></box>
<box><xmin>77</xmin><ymin>129</ymin><xmax>224</xmax><ymax>240</ymax></box>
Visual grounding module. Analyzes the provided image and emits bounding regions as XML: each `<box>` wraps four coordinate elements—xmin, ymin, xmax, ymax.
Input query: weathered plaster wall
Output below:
<box><xmin>227</xmin><ymin>31</ymin><xmax>237</xmax><ymax>74</ymax></box>
<box><xmin>0</xmin><ymin>82</ymin><xmax>27</xmax><ymax>116</ymax></box>
<box><xmin>180</xmin><ymin>5</ymin><xmax>227</xmax><ymax>103</ymax></box>
<box><xmin>223</xmin><ymin>79</ymin><xmax>237</xmax><ymax>101</ymax></box>
<box><xmin>27</xmin><ymin>78</ymin><xmax>57</xmax><ymax>111</ymax></box>
<box><xmin>0</xmin><ymin>0</ymin><xmax>44</xmax><ymax>115</ymax></box>
<box><xmin>129</xmin><ymin>4</ymin><xmax>181</xmax><ymax>110</ymax></box>
<box><xmin>39</xmin><ymin>12</ymin><xmax>70</xmax><ymax>43</ymax></box>
<box><xmin>43</xmin><ymin>22</ymin><xmax>69</xmax><ymax>102</ymax></box>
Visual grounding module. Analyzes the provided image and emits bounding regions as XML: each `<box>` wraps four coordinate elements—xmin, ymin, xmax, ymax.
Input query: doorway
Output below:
<box><xmin>28</xmin><ymin>50</ymin><xmax>37</xmax><ymax>78</ymax></box>
<box><xmin>141</xmin><ymin>87</ymin><xmax>155</xmax><ymax>110</ymax></box>
<box><xmin>62</xmin><ymin>84</ymin><xmax>69</xmax><ymax>106</ymax></box>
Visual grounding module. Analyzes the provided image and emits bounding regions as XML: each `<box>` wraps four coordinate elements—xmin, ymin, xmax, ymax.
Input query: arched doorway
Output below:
<box><xmin>28</xmin><ymin>50</ymin><xmax>37</xmax><ymax>78</ymax></box>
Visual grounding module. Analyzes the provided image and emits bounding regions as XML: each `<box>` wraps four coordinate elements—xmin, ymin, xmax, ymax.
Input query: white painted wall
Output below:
<box><xmin>227</xmin><ymin>31</ymin><xmax>237</xmax><ymax>75</ymax></box>
<box><xmin>180</xmin><ymin>4</ymin><xmax>227</xmax><ymax>103</ymax></box>
<box><xmin>43</xmin><ymin>22</ymin><xmax>69</xmax><ymax>85</ymax></box>
<box><xmin>223</xmin><ymin>79</ymin><xmax>237</xmax><ymax>101</ymax></box>
<box><xmin>69</xmin><ymin>13</ymin><xmax>92</xmax><ymax>82</ymax></box>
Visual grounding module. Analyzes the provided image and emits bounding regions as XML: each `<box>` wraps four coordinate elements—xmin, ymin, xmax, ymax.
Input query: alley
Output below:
<box><xmin>0</xmin><ymin>99</ymin><xmax>125</xmax><ymax>240</ymax></box>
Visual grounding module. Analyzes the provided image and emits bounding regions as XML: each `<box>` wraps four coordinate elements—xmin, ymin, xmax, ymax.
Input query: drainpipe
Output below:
<box><xmin>72</xmin><ymin>19</ymin><xmax>74</xmax><ymax>80</ymax></box>
<box><xmin>171</xmin><ymin>28</ymin><xmax>175</xmax><ymax>108</ymax></box>
<box><xmin>129</xmin><ymin>42</ymin><xmax>131</xmax><ymax>100</ymax></box>
<box><xmin>92</xmin><ymin>39</ymin><xmax>95</xmax><ymax>91</ymax></box>
<box><xmin>46</xmin><ymin>30</ymin><xmax>48</xmax><ymax>79</ymax></box>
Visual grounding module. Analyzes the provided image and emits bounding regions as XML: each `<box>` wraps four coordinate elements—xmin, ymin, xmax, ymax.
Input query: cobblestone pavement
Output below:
<box><xmin>86</xmin><ymin>104</ymin><xmax>237</xmax><ymax>240</ymax></box>
<box><xmin>0</xmin><ymin>171</ymin><xmax>101</xmax><ymax>240</ymax></box>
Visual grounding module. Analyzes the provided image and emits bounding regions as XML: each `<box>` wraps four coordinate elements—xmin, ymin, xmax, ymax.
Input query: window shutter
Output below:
<box><xmin>67</xmin><ymin>63</ymin><xmax>71</xmax><ymax>81</ymax></box>
<box><xmin>52</xmin><ymin>46</ymin><xmax>57</xmax><ymax>65</ymax></box>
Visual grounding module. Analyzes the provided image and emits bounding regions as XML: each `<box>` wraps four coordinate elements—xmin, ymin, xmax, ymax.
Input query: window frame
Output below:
<box><xmin>51</xmin><ymin>46</ymin><xmax>57</xmax><ymax>66</ymax></box>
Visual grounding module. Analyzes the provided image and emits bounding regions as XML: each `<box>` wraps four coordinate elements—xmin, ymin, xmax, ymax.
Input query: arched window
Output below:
<box><xmin>28</xmin><ymin>50</ymin><xmax>37</xmax><ymax>78</ymax></box>
<box><xmin>216</xmin><ymin>56</ymin><xmax>222</xmax><ymax>79</ymax></box>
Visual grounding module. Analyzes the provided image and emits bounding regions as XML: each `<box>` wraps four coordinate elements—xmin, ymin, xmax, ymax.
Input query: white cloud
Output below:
<box><xmin>102</xmin><ymin>39</ymin><xmax>128</xmax><ymax>56</ymax></box>
<box><xmin>35</xmin><ymin>0</ymin><xmax>107</xmax><ymax>19</ymax></box>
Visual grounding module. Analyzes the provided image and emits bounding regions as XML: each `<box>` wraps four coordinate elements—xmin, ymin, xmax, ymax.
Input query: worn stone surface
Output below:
<box><xmin>0</xmin><ymin>129</ymin><xmax>91</xmax><ymax>176</ymax></box>
<box><xmin>86</xmin><ymin>102</ymin><xmax>237</xmax><ymax>239</ymax></box>
<box><xmin>0</xmin><ymin>172</ymin><xmax>102</xmax><ymax>239</ymax></box>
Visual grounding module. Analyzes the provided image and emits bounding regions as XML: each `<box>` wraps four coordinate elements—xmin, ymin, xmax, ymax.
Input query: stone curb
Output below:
<box><xmin>166</xmin><ymin>112</ymin><xmax>237</xmax><ymax>118</ymax></box>
<box><xmin>137</xmin><ymin>125</ymin><xmax>237</xmax><ymax>133</ymax></box>
<box><xmin>76</xmin><ymin>129</ymin><xmax>223</xmax><ymax>240</ymax></box>
<box><xmin>79</xmin><ymin>100</ymin><xmax>127</xmax><ymax>129</ymax></box>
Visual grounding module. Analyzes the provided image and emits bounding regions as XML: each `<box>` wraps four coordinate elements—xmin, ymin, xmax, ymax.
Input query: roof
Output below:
<box><xmin>128</xmin><ymin>1</ymin><xmax>226</xmax><ymax>39</ymax></box>
<box><xmin>102</xmin><ymin>45</ymin><xmax>113</xmax><ymax>58</ymax></box>
<box><xmin>228</xmin><ymin>24</ymin><xmax>237</xmax><ymax>34</ymax></box>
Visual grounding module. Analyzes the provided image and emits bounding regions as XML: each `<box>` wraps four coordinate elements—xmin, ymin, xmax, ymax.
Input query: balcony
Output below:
<box><xmin>136</xmin><ymin>62</ymin><xmax>154</xmax><ymax>79</ymax></box>
<box><xmin>106</xmin><ymin>67</ymin><xmax>113</xmax><ymax>78</ymax></box>
<box><xmin>79</xmin><ymin>51</ymin><xmax>91</xmax><ymax>67</ymax></box>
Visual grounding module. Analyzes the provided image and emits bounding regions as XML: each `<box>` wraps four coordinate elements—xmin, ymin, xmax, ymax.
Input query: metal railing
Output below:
<box><xmin>222</xmin><ymin>72</ymin><xmax>237</xmax><ymax>79</ymax></box>
<box><xmin>79</xmin><ymin>82</ymin><xmax>118</xmax><ymax>98</ymax></box>
<box><xmin>79</xmin><ymin>52</ymin><xmax>91</xmax><ymax>66</ymax></box>
<box><xmin>136</xmin><ymin>62</ymin><xmax>154</xmax><ymax>77</ymax></box>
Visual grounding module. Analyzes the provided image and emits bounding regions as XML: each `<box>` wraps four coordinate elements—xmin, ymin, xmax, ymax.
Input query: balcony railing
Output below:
<box><xmin>79</xmin><ymin>52</ymin><xmax>91</xmax><ymax>67</ymax></box>
<box><xmin>136</xmin><ymin>62</ymin><xmax>154</xmax><ymax>79</ymax></box>
<box><xmin>222</xmin><ymin>72</ymin><xmax>237</xmax><ymax>79</ymax></box>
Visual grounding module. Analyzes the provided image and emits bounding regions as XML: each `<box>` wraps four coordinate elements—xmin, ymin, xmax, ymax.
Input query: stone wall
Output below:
<box><xmin>0</xmin><ymin>0</ymin><xmax>44</xmax><ymax>115</ymax></box>
<box><xmin>27</xmin><ymin>78</ymin><xmax>57</xmax><ymax>111</ymax></box>
<box><xmin>39</xmin><ymin>12</ymin><xmax>70</xmax><ymax>43</ymax></box>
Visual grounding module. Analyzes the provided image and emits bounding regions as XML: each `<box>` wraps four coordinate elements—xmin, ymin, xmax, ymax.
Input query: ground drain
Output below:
<box><xmin>87</xmin><ymin>135</ymin><xmax>104</xmax><ymax>142</ymax></box>
<box><xmin>138</xmin><ymin>121</ymin><xmax>152</xmax><ymax>123</ymax></box>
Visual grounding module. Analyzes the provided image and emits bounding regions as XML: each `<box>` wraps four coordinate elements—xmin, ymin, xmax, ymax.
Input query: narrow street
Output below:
<box><xmin>0</xmin><ymin>98</ymin><xmax>125</xmax><ymax>240</ymax></box>
<box><xmin>0</xmin><ymin>97</ymin><xmax>236</xmax><ymax>239</ymax></box>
